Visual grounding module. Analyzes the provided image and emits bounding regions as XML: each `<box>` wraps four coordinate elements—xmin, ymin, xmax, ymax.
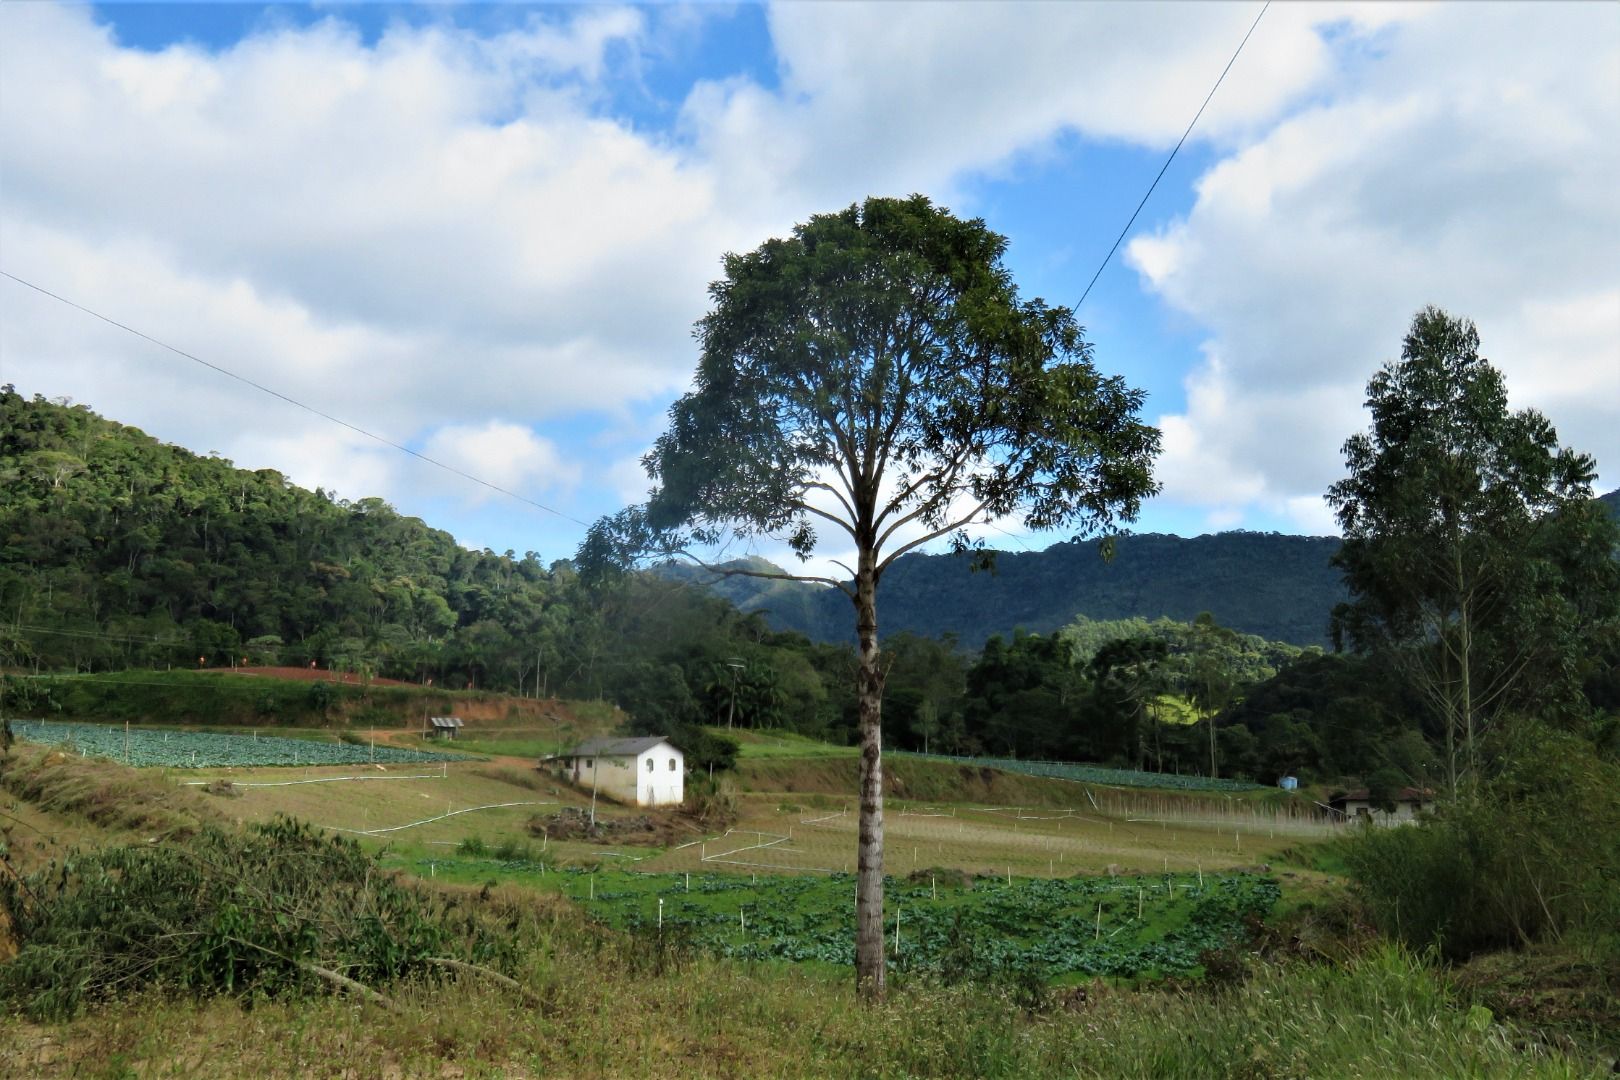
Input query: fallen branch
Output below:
<box><xmin>304</xmin><ymin>961</ymin><xmax>398</xmax><ymax>1011</ymax></box>
<box><xmin>425</xmin><ymin>957</ymin><xmax>544</xmax><ymax>1008</ymax></box>
<box><xmin>221</xmin><ymin>933</ymin><xmax>399</xmax><ymax>1012</ymax></box>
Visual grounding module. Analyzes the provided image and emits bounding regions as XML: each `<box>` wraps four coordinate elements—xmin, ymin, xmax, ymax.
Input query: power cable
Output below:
<box><xmin>0</xmin><ymin>269</ymin><xmax>591</xmax><ymax>528</ymax></box>
<box><xmin>1073</xmin><ymin>0</ymin><xmax>1270</xmax><ymax>311</ymax></box>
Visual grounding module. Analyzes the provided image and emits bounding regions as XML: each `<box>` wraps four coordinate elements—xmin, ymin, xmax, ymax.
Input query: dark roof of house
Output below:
<box><xmin>559</xmin><ymin>736</ymin><xmax>675</xmax><ymax>758</ymax></box>
<box><xmin>1328</xmin><ymin>787</ymin><xmax>1433</xmax><ymax>804</ymax></box>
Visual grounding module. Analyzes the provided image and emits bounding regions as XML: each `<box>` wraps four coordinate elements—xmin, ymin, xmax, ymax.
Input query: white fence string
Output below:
<box><xmin>702</xmin><ymin>856</ymin><xmax>841</xmax><ymax>874</ymax></box>
<box><xmin>797</xmin><ymin>810</ymin><xmax>845</xmax><ymax>826</ymax></box>
<box><xmin>702</xmin><ymin>833</ymin><xmax>789</xmax><ymax>862</ymax></box>
<box><xmin>323</xmin><ymin>800</ymin><xmax>554</xmax><ymax>836</ymax></box>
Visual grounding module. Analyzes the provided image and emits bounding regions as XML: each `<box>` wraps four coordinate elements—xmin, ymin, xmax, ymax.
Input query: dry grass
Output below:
<box><xmin>1</xmin><ymin>746</ymin><xmax>219</xmax><ymax>842</ymax></box>
<box><xmin>0</xmin><ymin>939</ymin><xmax>1593</xmax><ymax>1079</ymax></box>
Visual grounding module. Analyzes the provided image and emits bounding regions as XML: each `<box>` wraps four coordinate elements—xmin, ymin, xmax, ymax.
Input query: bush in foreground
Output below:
<box><xmin>0</xmin><ymin>818</ymin><xmax>516</xmax><ymax>1020</ymax></box>
<box><xmin>1344</xmin><ymin>726</ymin><xmax>1620</xmax><ymax>957</ymax></box>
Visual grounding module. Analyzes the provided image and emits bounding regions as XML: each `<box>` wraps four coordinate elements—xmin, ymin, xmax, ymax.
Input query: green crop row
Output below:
<box><xmin>427</xmin><ymin>862</ymin><xmax>1278</xmax><ymax>980</ymax></box>
<box><xmin>12</xmin><ymin>721</ymin><xmax>469</xmax><ymax>769</ymax></box>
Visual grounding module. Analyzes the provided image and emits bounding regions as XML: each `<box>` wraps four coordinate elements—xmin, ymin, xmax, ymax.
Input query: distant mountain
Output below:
<box><xmin>664</xmin><ymin>531</ymin><xmax>1350</xmax><ymax>649</ymax></box>
<box><xmin>679</xmin><ymin>489</ymin><xmax>1620</xmax><ymax>650</ymax></box>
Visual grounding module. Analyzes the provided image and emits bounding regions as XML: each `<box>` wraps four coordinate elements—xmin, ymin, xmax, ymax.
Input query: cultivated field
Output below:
<box><xmin>412</xmin><ymin>862</ymin><xmax>1281</xmax><ymax>980</ymax></box>
<box><xmin>639</xmin><ymin>798</ymin><xmax>1317</xmax><ymax>879</ymax></box>
<box><xmin>13</xmin><ymin>720</ymin><xmax>1334</xmax><ymax>878</ymax></box>
<box><xmin>162</xmin><ymin>751</ymin><xmax>1324</xmax><ymax>880</ymax></box>
<box><xmin>12</xmin><ymin>720</ymin><xmax>468</xmax><ymax>768</ymax></box>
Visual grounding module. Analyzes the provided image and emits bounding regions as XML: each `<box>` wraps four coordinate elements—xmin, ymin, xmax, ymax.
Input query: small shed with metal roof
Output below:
<box><xmin>546</xmin><ymin>736</ymin><xmax>684</xmax><ymax>807</ymax></box>
<box><xmin>428</xmin><ymin>716</ymin><xmax>464</xmax><ymax>739</ymax></box>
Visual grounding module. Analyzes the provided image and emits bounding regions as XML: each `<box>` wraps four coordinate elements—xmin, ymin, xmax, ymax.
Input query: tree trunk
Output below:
<box><xmin>853</xmin><ymin>552</ymin><xmax>886</xmax><ymax>1000</ymax></box>
<box><xmin>1459</xmin><ymin>614</ymin><xmax>1476</xmax><ymax>789</ymax></box>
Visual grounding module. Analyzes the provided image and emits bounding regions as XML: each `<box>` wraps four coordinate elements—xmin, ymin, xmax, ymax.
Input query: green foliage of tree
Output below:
<box><xmin>963</xmin><ymin>632</ymin><xmax>1082</xmax><ymax>759</ymax></box>
<box><xmin>1087</xmin><ymin>636</ymin><xmax>1170</xmax><ymax>772</ymax></box>
<box><xmin>1215</xmin><ymin>653</ymin><xmax>1435</xmax><ymax>783</ymax></box>
<box><xmin>880</xmin><ymin>631</ymin><xmax>967</xmax><ymax>754</ymax></box>
<box><xmin>1327</xmin><ymin>308</ymin><xmax>1620</xmax><ymax>789</ymax></box>
<box><xmin>579</xmin><ymin>196</ymin><xmax>1159</xmax><ymax>998</ymax></box>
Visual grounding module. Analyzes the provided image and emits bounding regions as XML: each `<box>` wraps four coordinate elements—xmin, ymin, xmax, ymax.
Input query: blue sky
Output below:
<box><xmin>2</xmin><ymin>2</ymin><xmax>1615</xmax><ymax>574</ymax></box>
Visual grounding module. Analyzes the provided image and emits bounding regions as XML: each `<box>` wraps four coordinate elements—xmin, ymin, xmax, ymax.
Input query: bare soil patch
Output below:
<box><xmin>225</xmin><ymin>666</ymin><xmax>416</xmax><ymax>686</ymax></box>
<box><xmin>527</xmin><ymin>806</ymin><xmax>702</xmax><ymax>847</ymax></box>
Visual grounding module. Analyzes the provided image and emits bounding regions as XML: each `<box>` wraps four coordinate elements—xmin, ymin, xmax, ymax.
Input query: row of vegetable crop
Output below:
<box><xmin>891</xmin><ymin>751</ymin><xmax>1264</xmax><ymax>792</ymax></box>
<box><xmin>11</xmin><ymin>720</ymin><xmax>469</xmax><ymax>768</ymax></box>
<box><xmin>473</xmin><ymin>863</ymin><xmax>1278</xmax><ymax>979</ymax></box>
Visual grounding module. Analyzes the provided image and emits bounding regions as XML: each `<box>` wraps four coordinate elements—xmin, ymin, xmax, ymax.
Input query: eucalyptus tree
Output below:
<box><xmin>1327</xmin><ymin>307</ymin><xmax>1617</xmax><ymax>790</ymax></box>
<box><xmin>579</xmin><ymin>195</ymin><xmax>1159</xmax><ymax>998</ymax></box>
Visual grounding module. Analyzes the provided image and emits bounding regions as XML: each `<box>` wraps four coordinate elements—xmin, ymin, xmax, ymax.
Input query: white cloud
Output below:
<box><xmin>1129</xmin><ymin>2</ymin><xmax>1620</xmax><ymax>519</ymax></box>
<box><xmin>0</xmin><ymin>2</ymin><xmax>747</xmax><ymax>520</ymax></box>
<box><xmin>419</xmin><ymin>420</ymin><xmax>581</xmax><ymax>504</ymax></box>
<box><xmin>684</xmin><ymin>2</ymin><xmax>1408</xmax><ymax>217</ymax></box>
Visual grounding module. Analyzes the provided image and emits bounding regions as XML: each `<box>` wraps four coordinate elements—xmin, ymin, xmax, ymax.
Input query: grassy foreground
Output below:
<box><xmin>0</xmin><ymin>933</ymin><xmax>1590</xmax><ymax>1079</ymax></box>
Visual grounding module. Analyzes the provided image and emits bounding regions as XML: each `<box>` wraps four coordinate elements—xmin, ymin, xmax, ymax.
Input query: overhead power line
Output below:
<box><xmin>1074</xmin><ymin>0</ymin><xmax>1270</xmax><ymax>312</ymax></box>
<box><xmin>0</xmin><ymin>269</ymin><xmax>591</xmax><ymax>528</ymax></box>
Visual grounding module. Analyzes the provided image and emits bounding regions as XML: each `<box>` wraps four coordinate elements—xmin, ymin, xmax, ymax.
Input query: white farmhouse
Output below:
<box><xmin>1327</xmin><ymin>786</ymin><xmax>1433</xmax><ymax>825</ymax></box>
<box><xmin>550</xmin><ymin>736</ymin><xmax>684</xmax><ymax>807</ymax></box>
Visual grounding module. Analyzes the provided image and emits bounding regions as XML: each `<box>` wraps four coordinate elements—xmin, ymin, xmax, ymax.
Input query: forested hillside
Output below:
<box><xmin>1</xmin><ymin>387</ymin><xmax>828</xmax><ymax>727</ymax></box>
<box><xmin>2</xmin><ymin>387</ymin><xmax>559</xmax><ymax>685</ymax></box>
<box><xmin>670</xmin><ymin>489</ymin><xmax>1620</xmax><ymax>649</ymax></box>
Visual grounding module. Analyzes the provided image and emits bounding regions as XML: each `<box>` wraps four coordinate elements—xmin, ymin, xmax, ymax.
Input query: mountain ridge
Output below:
<box><xmin>661</xmin><ymin>529</ymin><xmax>1350</xmax><ymax>649</ymax></box>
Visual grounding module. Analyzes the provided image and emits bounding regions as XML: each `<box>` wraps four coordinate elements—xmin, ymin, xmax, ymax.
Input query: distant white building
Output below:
<box><xmin>548</xmin><ymin>736</ymin><xmax>684</xmax><ymax>807</ymax></box>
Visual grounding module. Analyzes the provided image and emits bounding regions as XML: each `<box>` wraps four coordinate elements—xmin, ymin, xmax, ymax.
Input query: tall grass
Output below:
<box><xmin>0</xmin><ymin>745</ymin><xmax>217</xmax><ymax>838</ymax></box>
<box><xmin>0</xmin><ymin>939</ymin><xmax>1590</xmax><ymax>1077</ymax></box>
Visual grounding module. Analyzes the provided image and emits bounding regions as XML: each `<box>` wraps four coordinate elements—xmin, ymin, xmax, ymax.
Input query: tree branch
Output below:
<box><xmin>673</xmin><ymin>548</ymin><xmax>854</xmax><ymax>598</ymax></box>
<box><xmin>800</xmin><ymin>482</ymin><xmax>858</xmax><ymax>527</ymax></box>
<box><xmin>874</xmin><ymin>443</ymin><xmax>974</xmax><ymax>534</ymax></box>
<box><xmin>876</xmin><ymin>499</ymin><xmax>991</xmax><ymax>575</ymax></box>
<box><xmin>424</xmin><ymin>957</ymin><xmax>544</xmax><ymax>1008</ymax></box>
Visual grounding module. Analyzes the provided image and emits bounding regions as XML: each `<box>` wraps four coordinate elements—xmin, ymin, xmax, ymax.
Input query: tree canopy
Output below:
<box><xmin>582</xmin><ymin>195</ymin><xmax>1160</xmax><ymax>998</ymax></box>
<box><xmin>1326</xmin><ymin>307</ymin><xmax>1619</xmax><ymax>788</ymax></box>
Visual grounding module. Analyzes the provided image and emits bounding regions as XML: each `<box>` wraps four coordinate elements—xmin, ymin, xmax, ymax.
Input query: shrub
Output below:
<box><xmin>1344</xmin><ymin>725</ymin><xmax>1620</xmax><ymax>957</ymax></box>
<box><xmin>0</xmin><ymin>818</ymin><xmax>515</xmax><ymax>1019</ymax></box>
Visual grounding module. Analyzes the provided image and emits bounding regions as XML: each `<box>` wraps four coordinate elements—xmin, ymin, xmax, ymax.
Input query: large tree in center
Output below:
<box><xmin>580</xmin><ymin>195</ymin><xmax>1160</xmax><ymax>997</ymax></box>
